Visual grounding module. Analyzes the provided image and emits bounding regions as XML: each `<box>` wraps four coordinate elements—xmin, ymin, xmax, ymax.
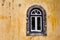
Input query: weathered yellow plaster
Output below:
<box><xmin>48</xmin><ymin>15</ymin><xmax>56</xmax><ymax>32</ymax></box>
<box><xmin>0</xmin><ymin>16</ymin><xmax>8</xmax><ymax>19</ymax></box>
<box><xmin>0</xmin><ymin>0</ymin><xmax>60</xmax><ymax>40</ymax></box>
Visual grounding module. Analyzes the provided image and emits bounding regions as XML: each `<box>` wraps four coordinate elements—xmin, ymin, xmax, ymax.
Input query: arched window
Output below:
<box><xmin>26</xmin><ymin>5</ymin><xmax>47</xmax><ymax>36</ymax></box>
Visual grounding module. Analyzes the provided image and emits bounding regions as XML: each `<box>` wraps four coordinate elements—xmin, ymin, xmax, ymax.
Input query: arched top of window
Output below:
<box><xmin>27</xmin><ymin>5</ymin><xmax>46</xmax><ymax>17</ymax></box>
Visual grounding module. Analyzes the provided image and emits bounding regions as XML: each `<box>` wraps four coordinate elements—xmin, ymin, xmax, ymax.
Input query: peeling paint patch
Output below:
<box><xmin>2</xmin><ymin>0</ymin><xmax>5</xmax><ymax>3</ymax></box>
<box><xmin>12</xmin><ymin>7</ymin><xmax>14</xmax><ymax>9</ymax></box>
<box><xmin>18</xmin><ymin>4</ymin><xmax>21</xmax><ymax>7</ymax></box>
<box><xmin>2</xmin><ymin>3</ymin><xmax>4</xmax><ymax>6</ymax></box>
<box><xmin>7</xmin><ymin>16</ymin><xmax>11</xmax><ymax>33</ymax></box>
<box><xmin>17</xmin><ymin>18</ymin><xmax>20</xmax><ymax>40</ymax></box>
<box><xmin>12</xmin><ymin>0</ymin><xmax>14</xmax><ymax>2</ymax></box>
<box><xmin>2</xmin><ymin>0</ymin><xmax>5</xmax><ymax>6</ymax></box>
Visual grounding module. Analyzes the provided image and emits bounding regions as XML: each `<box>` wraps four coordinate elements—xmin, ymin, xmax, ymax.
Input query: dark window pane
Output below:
<box><xmin>35</xmin><ymin>10</ymin><xmax>37</xmax><ymax>13</ymax></box>
<box><xmin>37</xmin><ymin>11</ymin><xmax>40</xmax><ymax>14</ymax></box>
<box><xmin>37</xmin><ymin>17</ymin><xmax>41</xmax><ymax>30</ymax></box>
<box><xmin>32</xmin><ymin>17</ymin><xmax>35</xmax><ymax>30</ymax></box>
<box><xmin>32</xmin><ymin>11</ymin><xmax>35</xmax><ymax>14</ymax></box>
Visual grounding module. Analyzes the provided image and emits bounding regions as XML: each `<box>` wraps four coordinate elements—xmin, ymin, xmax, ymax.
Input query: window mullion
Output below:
<box><xmin>35</xmin><ymin>17</ymin><xmax>37</xmax><ymax>31</ymax></box>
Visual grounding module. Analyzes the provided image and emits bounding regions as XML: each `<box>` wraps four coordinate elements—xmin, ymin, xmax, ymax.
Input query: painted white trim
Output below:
<box><xmin>35</xmin><ymin>17</ymin><xmax>37</xmax><ymax>30</ymax></box>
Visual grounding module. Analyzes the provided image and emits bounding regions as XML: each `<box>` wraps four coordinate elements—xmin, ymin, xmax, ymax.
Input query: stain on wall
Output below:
<box><xmin>2</xmin><ymin>0</ymin><xmax>5</xmax><ymax>6</ymax></box>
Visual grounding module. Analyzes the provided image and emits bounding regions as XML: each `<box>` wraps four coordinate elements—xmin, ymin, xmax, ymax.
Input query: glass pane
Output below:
<box><xmin>37</xmin><ymin>17</ymin><xmax>41</xmax><ymax>30</ymax></box>
<box><xmin>32</xmin><ymin>17</ymin><xmax>35</xmax><ymax>30</ymax></box>
<box><xmin>35</xmin><ymin>10</ymin><xmax>37</xmax><ymax>13</ymax></box>
<box><xmin>37</xmin><ymin>11</ymin><xmax>40</xmax><ymax>14</ymax></box>
<box><xmin>32</xmin><ymin>11</ymin><xmax>35</xmax><ymax>14</ymax></box>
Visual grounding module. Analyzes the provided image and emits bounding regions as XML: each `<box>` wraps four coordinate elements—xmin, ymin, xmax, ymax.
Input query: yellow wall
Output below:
<box><xmin>0</xmin><ymin>0</ymin><xmax>60</xmax><ymax>40</ymax></box>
